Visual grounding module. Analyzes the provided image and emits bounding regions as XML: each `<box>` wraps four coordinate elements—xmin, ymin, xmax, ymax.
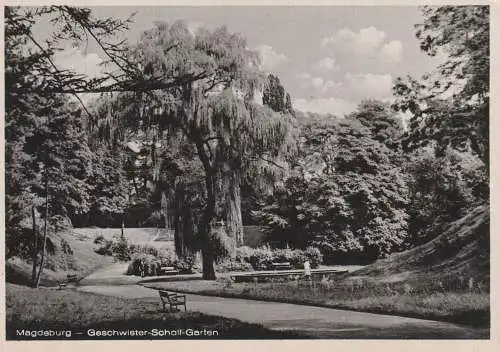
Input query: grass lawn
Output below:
<box><xmin>5</xmin><ymin>283</ymin><xmax>301</xmax><ymax>340</ymax></box>
<box><xmin>143</xmin><ymin>278</ymin><xmax>490</xmax><ymax>328</ymax></box>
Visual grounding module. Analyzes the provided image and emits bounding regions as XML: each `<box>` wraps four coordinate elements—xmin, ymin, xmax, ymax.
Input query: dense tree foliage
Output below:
<box><xmin>254</xmin><ymin>102</ymin><xmax>408</xmax><ymax>264</ymax></box>
<box><xmin>392</xmin><ymin>5</ymin><xmax>489</xmax><ymax>246</ymax></box>
<box><xmin>405</xmin><ymin>149</ymin><xmax>482</xmax><ymax>246</ymax></box>
<box><xmin>393</xmin><ymin>5</ymin><xmax>489</xmax><ymax>166</ymax></box>
<box><xmin>5</xmin><ymin>6</ymin><xmax>137</xmax><ymax>286</ymax></box>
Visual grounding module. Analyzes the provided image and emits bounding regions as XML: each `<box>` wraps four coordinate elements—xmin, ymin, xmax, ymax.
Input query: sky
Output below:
<box><xmin>37</xmin><ymin>6</ymin><xmax>441</xmax><ymax>117</ymax></box>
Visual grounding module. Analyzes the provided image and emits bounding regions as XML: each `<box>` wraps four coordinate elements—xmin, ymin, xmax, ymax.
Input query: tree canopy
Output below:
<box><xmin>393</xmin><ymin>5</ymin><xmax>489</xmax><ymax>165</ymax></box>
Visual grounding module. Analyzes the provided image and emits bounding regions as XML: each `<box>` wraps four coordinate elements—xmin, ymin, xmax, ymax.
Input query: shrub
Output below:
<box><xmin>60</xmin><ymin>239</ymin><xmax>74</xmax><ymax>255</ymax></box>
<box><xmin>157</xmin><ymin>248</ymin><xmax>177</xmax><ymax>266</ymax></box>
<box><xmin>235</xmin><ymin>246</ymin><xmax>255</xmax><ymax>262</ymax></box>
<box><xmin>215</xmin><ymin>259</ymin><xmax>253</xmax><ymax>273</ymax></box>
<box><xmin>248</xmin><ymin>247</ymin><xmax>274</xmax><ymax>270</ymax></box>
<box><xmin>126</xmin><ymin>253</ymin><xmax>160</xmax><ymax>277</ymax></box>
<box><xmin>304</xmin><ymin>246</ymin><xmax>323</xmax><ymax>268</ymax></box>
<box><xmin>128</xmin><ymin>243</ymin><xmax>137</xmax><ymax>253</ymax></box>
<box><xmin>132</xmin><ymin>244</ymin><xmax>159</xmax><ymax>257</ymax></box>
<box><xmin>211</xmin><ymin>226</ymin><xmax>236</xmax><ymax>262</ymax></box>
<box><xmin>93</xmin><ymin>234</ymin><xmax>105</xmax><ymax>245</ymax></box>
<box><xmin>289</xmin><ymin>249</ymin><xmax>307</xmax><ymax>268</ymax></box>
<box><xmin>173</xmin><ymin>255</ymin><xmax>196</xmax><ymax>274</ymax></box>
<box><xmin>126</xmin><ymin>256</ymin><xmax>141</xmax><ymax>275</ymax></box>
<box><xmin>126</xmin><ymin>250</ymin><xmax>198</xmax><ymax>276</ymax></box>
<box><xmin>95</xmin><ymin>239</ymin><xmax>113</xmax><ymax>256</ymax></box>
<box><xmin>272</xmin><ymin>248</ymin><xmax>294</xmax><ymax>263</ymax></box>
<box><xmin>233</xmin><ymin>246</ymin><xmax>316</xmax><ymax>270</ymax></box>
<box><xmin>50</xmin><ymin>215</ymin><xmax>72</xmax><ymax>232</ymax></box>
<box><xmin>111</xmin><ymin>233</ymin><xmax>130</xmax><ymax>262</ymax></box>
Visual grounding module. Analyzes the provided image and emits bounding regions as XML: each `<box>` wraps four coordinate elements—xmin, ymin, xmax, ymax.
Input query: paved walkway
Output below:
<box><xmin>79</xmin><ymin>262</ymin><xmax>202</xmax><ymax>286</ymax></box>
<box><xmin>78</xmin><ymin>283</ymin><xmax>488</xmax><ymax>339</ymax></box>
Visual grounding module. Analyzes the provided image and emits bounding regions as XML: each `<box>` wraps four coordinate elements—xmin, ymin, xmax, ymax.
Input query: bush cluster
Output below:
<box><xmin>215</xmin><ymin>260</ymin><xmax>253</xmax><ymax>273</ymax></box>
<box><xmin>215</xmin><ymin>246</ymin><xmax>323</xmax><ymax>273</ymax></box>
<box><xmin>94</xmin><ymin>233</ymin><xmax>131</xmax><ymax>261</ymax></box>
<box><xmin>126</xmin><ymin>248</ymin><xmax>197</xmax><ymax>277</ymax></box>
<box><xmin>128</xmin><ymin>243</ymin><xmax>161</xmax><ymax>258</ymax></box>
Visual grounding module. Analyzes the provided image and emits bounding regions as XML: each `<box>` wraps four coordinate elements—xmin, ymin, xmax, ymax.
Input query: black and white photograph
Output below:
<box><xmin>3</xmin><ymin>2</ymin><xmax>492</xmax><ymax>341</ymax></box>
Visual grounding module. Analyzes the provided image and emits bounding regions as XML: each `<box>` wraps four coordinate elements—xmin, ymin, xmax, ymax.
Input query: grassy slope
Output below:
<box><xmin>345</xmin><ymin>204</ymin><xmax>490</xmax><ymax>289</ymax></box>
<box><xmin>5</xmin><ymin>283</ymin><xmax>298</xmax><ymax>339</ymax></box>
<box><xmin>6</xmin><ymin>227</ymin><xmax>174</xmax><ymax>286</ymax></box>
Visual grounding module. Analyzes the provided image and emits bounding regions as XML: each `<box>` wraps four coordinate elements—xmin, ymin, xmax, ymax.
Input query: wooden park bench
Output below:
<box><xmin>270</xmin><ymin>262</ymin><xmax>292</xmax><ymax>271</ymax></box>
<box><xmin>159</xmin><ymin>290</ymin><xmax>187</xmax><ymax>312</ymax></box>
<box><xmin>159</xmin><ymin>266</ymin><xmax>180</xmax><ymax>275</ymax></box>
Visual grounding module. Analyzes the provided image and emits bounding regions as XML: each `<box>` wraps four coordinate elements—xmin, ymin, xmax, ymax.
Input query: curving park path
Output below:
<box><xmin>78</xmin><ymin>265</ymin><xmax>489</xmax><ymax>339</ymax></box>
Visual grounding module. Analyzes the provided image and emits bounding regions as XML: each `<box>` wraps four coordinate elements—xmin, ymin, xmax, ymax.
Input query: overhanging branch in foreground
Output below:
<box><xmin>9</xmin><ymin>73</ymin><xmax>210</xmax><ymax>95</ymax></box>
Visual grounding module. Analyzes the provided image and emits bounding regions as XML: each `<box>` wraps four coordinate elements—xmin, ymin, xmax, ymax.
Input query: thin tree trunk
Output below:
<box><xmin>174</xmin><ymin>187</ymin><xmax>185</xmax><ymax>256</ymax></box>
<box><xmin>35</xmin><ymin>175</ymin><xmax>49</xmax><ymax>287</ymax></box>
<box><xmin>132</xmin><ymin>173</ymin><xmax>139</xmax><ymax>197</ymax></box>
<box><xmin>161</xmin><ymin>191</ymin><xmax>170</xmax><ymax>229</ymax></box>
<box><xmin>31</xmin><ymin>205</ymin><xmax>38</xmax><ymax>288</ymax></box>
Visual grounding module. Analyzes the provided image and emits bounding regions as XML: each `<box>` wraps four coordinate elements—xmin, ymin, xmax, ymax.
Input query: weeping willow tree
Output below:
<box><xmin>133</xmin><ymin>21</ymin><xmax>298</xmax><ymax>279</ymax></box>
<box><xmin>91</xmin><ymin>21</ymin><xmax>297</xmax><ymax>279</ymax></box>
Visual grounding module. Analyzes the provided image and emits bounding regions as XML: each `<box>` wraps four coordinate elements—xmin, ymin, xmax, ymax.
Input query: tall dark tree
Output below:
<box><xmin>254</xmin><ymin>105</ymin><xmax>408</xmax><ymax>263</ymax></box>
<box><xmin>405</xmin><ymin>150</ymin><xmax>476</xmax><ymax>246</ymax></box>
<box><xmin>99</xmin><ymin>21</ymin><xmax>296</xmax><ymax>279</ymax></box>
<box><xmin>6</xmin><ymin>95</ymin><xmax>92</xmax><ymax>286</ymax></box>
<box><xmin>391</xmin><ymin>5</ymin><xmax>489</xmax><ymax>247</ymax></box>
<box><xmin>393</xmin><ymin>6</ymin><xmax>489</xmax><ymax>166</ymax></box>
<box><xmin>263</xmin><ymin>74</ymin><xmax>294</xmax><ymax>116</ymax></box>
<box><xmin>348</xmin><ymin>100</ymin><xmax>404</xmax><ymax>152</ymax></box>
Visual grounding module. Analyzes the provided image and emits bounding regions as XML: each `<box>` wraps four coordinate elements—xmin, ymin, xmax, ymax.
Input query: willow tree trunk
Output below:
<box><xmin>31</xmin><ymin>206</ymin><xmax>38</xmax><ymax>288</ymax></box>
<box><xmin>225</xmin><ymin>169</ymin><xmax>244</xmax><ymax>246</ymax></box>
<box><xmin>194</xmin><ymin>132</ymin><xmax>216</xmax><ymax>280</ymax></box>
<box><xmin>174</xmin><ymin>187</ymin><xmax>196</xmax><ymax>257</ymax></box>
